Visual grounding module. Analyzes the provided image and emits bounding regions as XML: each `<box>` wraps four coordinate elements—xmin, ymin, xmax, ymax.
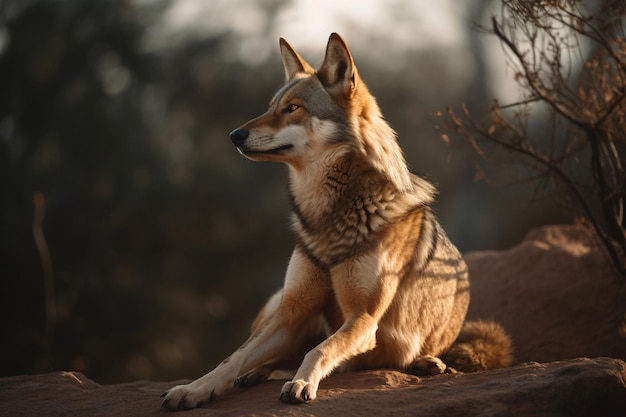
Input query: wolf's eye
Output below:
<box><xmin>283</xmin><ymin>104</ymin><xmax>300</xmax><ymax>113</ymax></box>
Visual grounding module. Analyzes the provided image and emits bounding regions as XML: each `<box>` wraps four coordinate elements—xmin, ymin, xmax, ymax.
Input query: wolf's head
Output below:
<box><xmin>230</xmin><ymin>33</ymin><xmax>413</xmax><ymax>192</ymax></box>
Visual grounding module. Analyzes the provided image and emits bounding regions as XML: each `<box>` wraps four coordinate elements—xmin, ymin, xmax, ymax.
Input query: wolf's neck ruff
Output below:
<box><xmin>287</xmin><ymin>149</ymin><xmax>435</xmax><ymax>270</ymax></box>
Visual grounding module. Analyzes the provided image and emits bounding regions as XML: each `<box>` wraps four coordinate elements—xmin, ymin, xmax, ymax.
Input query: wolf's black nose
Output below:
<box><xmin>230</xmin><ymin>128</ymin><xmax>249</xmax><ymax>147</ymax></box>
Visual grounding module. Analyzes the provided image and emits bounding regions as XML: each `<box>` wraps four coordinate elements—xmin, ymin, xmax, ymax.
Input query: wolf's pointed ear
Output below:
<box><xmin>317</xmin><ymin>33</ymin><xmax>356</xmax><ymax>97</ymax></box>
<box><xmin>279</xmin><ymin>37</ymin><xmax>314</xmax><ymax>81</ymax></box>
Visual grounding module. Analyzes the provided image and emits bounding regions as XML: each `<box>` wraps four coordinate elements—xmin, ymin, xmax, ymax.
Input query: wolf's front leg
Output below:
<box><xmin>279</xmin><ymin>258</ymin><xmax>400</xmax><ymax>404</ymax></box>
<box><xmin>161</xmin><ymin>315</ymin><xmax>306</xmax><ymax>411</ymax></box>
<box><xmin>279</xmin><ymin>313</ymin><xmax>380</xmax><ymax>403</ymax></box>
<box><xmin>161</xmin><ymin>249</ymin><xmax>329</xmax><ymax>411</ymax></box>
<box><xmin>161</xmin><ymin>317</ymin><xmax>297</xmax><ymax>410</ymax></box>
<box><xmin>160</xmin><ymin>358</ymin><xmax>239</xmax><ymax>410</ymax></box>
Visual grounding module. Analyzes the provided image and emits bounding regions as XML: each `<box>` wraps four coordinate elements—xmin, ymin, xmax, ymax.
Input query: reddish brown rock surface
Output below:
<box><xmin>1</xmin><ymin>358</ymin><xmax>625</xmax><ymax>416</ymax></box>
<box><xmin>466</xmin><ymin>225</ymin><xmax>626</xmax><ymax>363</ymax></box>
<box><xmin>2</xmin><ymin>225</ymin><xmax>625</xmax><ymax>416</ymax></box>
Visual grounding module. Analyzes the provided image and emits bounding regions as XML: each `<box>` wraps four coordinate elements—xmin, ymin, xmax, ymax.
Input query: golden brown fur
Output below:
<box><xmin>160</xmin><ymin>33</ymin><xmax>512</xmax><ymax>411</ymax></box>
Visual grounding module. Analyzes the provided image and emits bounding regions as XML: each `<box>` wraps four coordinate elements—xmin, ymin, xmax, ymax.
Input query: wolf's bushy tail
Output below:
<box><xmin>442</xmin><ymin>320</ymin><xmax>513</xmax><ymax>372</ymax></box>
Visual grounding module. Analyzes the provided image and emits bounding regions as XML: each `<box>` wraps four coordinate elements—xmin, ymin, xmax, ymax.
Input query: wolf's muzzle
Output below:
<box><xmin>230</xmin><ymin>128</ymin><xmax>249</xmax><ymax>147</ymax></box>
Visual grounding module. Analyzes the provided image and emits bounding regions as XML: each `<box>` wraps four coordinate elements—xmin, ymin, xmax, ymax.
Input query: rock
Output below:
<box><xmin>1</xmin><ymin>358</ymin><xmax>625</xmax><ymax>416</ymax></box>
<box><xmin>465</xmin><ymin>225</ymin><xmax>626</xmax><ymax>363</ymax></box>
<box><xmin>2</xmin><ymin>225</ymin><xmax>625</xmax><ymax>416</ymax></box>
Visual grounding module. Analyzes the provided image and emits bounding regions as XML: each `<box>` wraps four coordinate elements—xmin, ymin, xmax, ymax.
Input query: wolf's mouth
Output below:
<box><xmin>240</xmin><ymin>144</ymin><xmax>294</xmax><ymax>155</ymax></box>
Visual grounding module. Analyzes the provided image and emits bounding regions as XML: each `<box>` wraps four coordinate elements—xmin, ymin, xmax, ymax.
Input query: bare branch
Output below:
<box><xmin>491</xmin><ymin>16</ymin><xmax>590</xmax><ymax>131</ymax></box>
<box><xmin>440</xmin><ymin>1</ymin><xmax>626</xmax><ymax>276</ymax></box>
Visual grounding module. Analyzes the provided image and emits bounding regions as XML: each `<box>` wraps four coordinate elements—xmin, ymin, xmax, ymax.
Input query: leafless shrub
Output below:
<box><xmin>439</xmin><ymin>0</ymin><xmax>626</xmax><ymax>276</ymax></box>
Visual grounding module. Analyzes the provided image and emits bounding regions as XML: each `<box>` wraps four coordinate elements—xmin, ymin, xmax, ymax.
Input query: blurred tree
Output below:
<box><xmin>0</xmin><ymin>0</ymin><xmax>298</xmax><ymax>384</ymax></box>
<box><xmin>440</xmin><ymin>0</ymin><xmax>626</xmax><ymax>276</ymax></box>
<box><xmin>0</xmin><ymin>0</ymin><xmax>169</xmax><ymax>378</ymax></box>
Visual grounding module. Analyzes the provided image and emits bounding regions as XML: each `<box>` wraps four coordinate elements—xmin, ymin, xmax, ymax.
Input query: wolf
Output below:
<box><xmin>160</xmin><ymin>33</ymin><xmax>512</xmax><ymax>411</ymax></box>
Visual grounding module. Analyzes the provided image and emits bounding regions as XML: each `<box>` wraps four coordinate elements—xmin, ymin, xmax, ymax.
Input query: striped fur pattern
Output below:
<box><xmin>161</xmin><ymin>33</ymin><xmax>512</xmax><ymax>411</ymax></box>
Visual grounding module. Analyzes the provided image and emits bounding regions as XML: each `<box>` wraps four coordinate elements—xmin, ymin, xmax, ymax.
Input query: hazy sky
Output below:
<box><xmin>161</xmin><ymin>0</ymin><xmax>467</xmax><ymax>56</ymax></box>
<box><xmin>154</xmin><ymin>0</ymin><xmax>519</xmax><ymax>102</ymax></box>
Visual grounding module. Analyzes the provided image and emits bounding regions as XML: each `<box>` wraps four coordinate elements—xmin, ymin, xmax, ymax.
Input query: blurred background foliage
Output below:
<box><xmin>0</xmin><ymin>0</ymin><xmax>566</xmax><ymax>383</ymax></box>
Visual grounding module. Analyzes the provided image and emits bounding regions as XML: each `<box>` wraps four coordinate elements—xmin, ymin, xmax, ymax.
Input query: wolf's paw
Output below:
<box><xmin>408</xmin><ymin>355</ymin><xmax>447</xmax><ymax>376</ymax></box>
<box><xmin>160</xmin><ymin>383</ymin><xmax>217</xmax><ymax>411</ymax></box>
<box><xmin>279</xmin><ymin>379</ymin><xmax>317</xmax><ymax>403</ymax></box>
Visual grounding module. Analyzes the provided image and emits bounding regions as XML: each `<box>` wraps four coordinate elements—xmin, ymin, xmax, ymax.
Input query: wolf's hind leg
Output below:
<box><xmin>407</xmin><ymin>355</ymin><xmax>448</xmax><ymax>376</ymax></box>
